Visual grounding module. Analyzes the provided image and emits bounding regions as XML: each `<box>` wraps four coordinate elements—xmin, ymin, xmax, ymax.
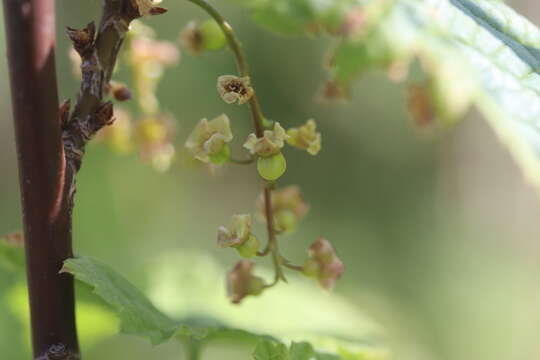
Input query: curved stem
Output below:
<box><xmin>186</xmin><ymin>0</ymin><xmax>265</xmax><ymax>137</ymax></box>
<box><xmin>186</xmin><ymin>0</ymin><xmax>285</xmax><ymax>286</ymax></box>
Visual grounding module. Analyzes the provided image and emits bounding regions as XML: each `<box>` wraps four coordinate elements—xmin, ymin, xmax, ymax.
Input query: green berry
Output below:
<box><xmin>275</xmin><ymin>210</ymin><xmax>297</xmax><ymax>233</ymax></box>
<box><xmin>236</xmin><ymin>235</ymin><xmax>260</xmax><ymax>258</ymax></box>
<box><xmin>248</xmin><ymin>277</ymin><xmax>265</xmax><ymax>296</ymax></box>
<box><xmin>257</xmin><ymin>152</ymin><xmax>286</xmax><ymax>181</ymax></box>
<box><xmin>209</xmin><ymin>144</ymin><xmax>231</xmax><ymax>165</ymax></box>
<box><xmin>200</xmin><ymin>20</ymin><xmax>226</xmax><ymax>51</ymax></box>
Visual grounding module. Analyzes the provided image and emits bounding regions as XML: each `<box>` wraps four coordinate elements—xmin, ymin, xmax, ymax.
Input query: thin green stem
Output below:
<box><xmin>186</xmin><ymin>0</ymin><xmax>265</xmax><ymax>137</ymax></box>
<box><xmin>186</xmin><ymin>0</ymin><xmax>285</xmax><ymax>287</ymax></box>
<box><xmin>264</xmin><ymin>186</ymin><xmax>286</xmax><ymax>283</ymax></box>
<box><xmin>283</xmin><ymin>261</ymin><xmax>304</xmax><ymax>272</ymax></box>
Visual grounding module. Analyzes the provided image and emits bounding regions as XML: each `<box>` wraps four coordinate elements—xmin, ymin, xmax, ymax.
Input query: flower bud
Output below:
<box><xmin>306</xmin><ymin>238</ymin><xmax>344</xmax><ymax>290</ymax></box>
<box><xmin>110</xmin><ymin>82</ymin><xmax>132</xmax><ymax>102</ymax></box>
<box><xmin>286</xmin><ymin>119</ymin><xmax>321</xmax><ymax>155</ymax></box>
<box><xmin>217</xmin><ymin>75</ymin><xmax>254</xmax><ymax>105</ymax></box>
<box><xmin>227</xmin><ymin>260</ymin><xmax>265</xmax><ymax>304</ymax></box>
<box><xmin>257</xmin><ymin>152</ymin><xmax>287</xmax><ymax>181</ymax></box>
<box><xmin>185</xmin><ymin>114</ymin><xmax>233</xmax><ymax>163</ymax></box>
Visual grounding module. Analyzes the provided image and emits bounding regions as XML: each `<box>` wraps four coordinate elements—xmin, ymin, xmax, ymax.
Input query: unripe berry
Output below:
<box><xmin>236</xmin><ymin>234</ymin><xmax>260</xmax><ymax>258</ymax></box>
<box><xmin>200</xmin><ymin>20</ymin><xmax>226</xmax><ymax>50</ymax></box>
<box><xmin>275</xmin><ymin>209</ymin><xmax>297</xmax><ymax>233</ymax></box>
<box><xmin>257</xmin><ymin>152</ymin><xmax>286</xmax><ymax>181</ymax></box>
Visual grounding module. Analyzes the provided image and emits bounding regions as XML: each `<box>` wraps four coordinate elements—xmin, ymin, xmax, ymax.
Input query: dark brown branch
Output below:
<box><xmin>62</xmin><ymin>1</ymin><xmax>143</xmax><ymax>212</ymax></box>
<box><xmin>2</xmin><ymin>0</ymin><xmax>79</xmax><ymax>359</ymax></box>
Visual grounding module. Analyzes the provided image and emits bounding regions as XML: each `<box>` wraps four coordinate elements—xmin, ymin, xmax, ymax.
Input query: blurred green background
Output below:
<box><xmin>2</xmin><ymin>1</ymin><xmax>540</xmax><ymax>359</ymax></box>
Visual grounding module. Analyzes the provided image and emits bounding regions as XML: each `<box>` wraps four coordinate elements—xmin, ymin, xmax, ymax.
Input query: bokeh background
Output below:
<box><xmin>1</xmin><ymin>1</ymin><xmax>540</xmax><ymax>359</ymax></box>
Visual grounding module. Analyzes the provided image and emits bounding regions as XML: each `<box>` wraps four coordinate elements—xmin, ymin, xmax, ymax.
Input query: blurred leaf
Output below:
<box><xmin>253</xmin><ymin>339</ymin><xmax>289</xmax><ymax>360</ymax></box>
<box><xmin>0</xmin><ymin>234</ymin><xmax>24</xmax><ymax>272</ymax></box>
<box><xmin>253</xmin><ymin>340</ymin><xmax>342</xmax><ymax>360</ymax></box>
<box><xmin>233</xmin><ymin>0</ymin><xmax>540</xmax><ymax>189</ymax></box>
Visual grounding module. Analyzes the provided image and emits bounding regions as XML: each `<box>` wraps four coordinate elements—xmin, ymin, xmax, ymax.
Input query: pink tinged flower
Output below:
<box><xmin>226</xmin><ymin>260</ymin><xmax>265</xmax><ymax>304</ymax></box>
<box><xmin>217</xmin><ymin>214</ymin><xmax>252</xmax><ymax>248</ymax></box>
<box><xmin>306</xmin><ymin>238</ymin><xmax>344</xmax><ymax>290</ymax></box>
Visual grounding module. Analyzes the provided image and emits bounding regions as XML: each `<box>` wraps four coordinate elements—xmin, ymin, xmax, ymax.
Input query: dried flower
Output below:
<box><xmin>303</xmin><ymin>238</ymin><xmax>344</xmax><ymax>290</ymax></box>
<box><xmin>257</xmin><ymin>185</ymin><xmax>309</xmax><ymax>233</ymax></box>
<box><xmin>317</xmin><ymin>81</ymin><xmax>351</xmax><ymax>104</ymax></box>
<box><xmin>217</xmin><ymin>75</ymin><xmax>254</xmax><ymax>105</ymax></box>
<box><xmin>243</xmin><ymin>123</ymin><xmax>288</xmax><ymax>158</ymax></box>
<box><xmin>185</xmin><ymin>114</ymin><xmax>233</xmax><ymax>163</ymax></box>
<box><xmin>227</xmin><ymin>260</ymin><xmax>265</xmax><ymax>304</ymax></box>
<box><xmin>286</xmin><ymin>119</ymin><xmax>321</xmax><ymax>155</ymax></box>
<box><xmin>407</xmin><ymin>83</ymin><xmax>436</xmax><ymax>129</ymax></box>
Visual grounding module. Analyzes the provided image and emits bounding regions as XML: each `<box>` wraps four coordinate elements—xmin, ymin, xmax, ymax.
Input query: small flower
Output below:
<box><xmin>135</xmin><ymin>113</ymin><xmax>177</xmax><ymax>171</ymax></box>
<box><xmin>131</xmin><ymin>37</ymin><xmax>180</xmax><ymax>66</ymax></box>
<box><xmin>243</xmin><ymin>123</ymin><xmax>288</xmax><ymax>158</ymax></box>
<box><xmin>96</xmin><ymin>106</ymin><xmax>134</xmax><ymax>154</ymax></box>
<box><xmin>217</xmin><ymin>214</ymin><xmax>252</xmax><ymax>248</ymax></box>
<box><xmin>286</xmin><ymin>119</ymin><xmax>321</xmax><ymax>155</ymax></box>
<box><xmin>185</xmin><ymin>114</ymin><xmax>233</xmax><ymax>163</ymax></box>
<box><xmin>218</xmin><ymin>215</ymin><xmax>260</xmax><ymax>258</ymax></box>
<box><xmin>303</xmin><ymin>238</ymin><xmax>344</xmax><ymax>290</ymax></box>
<box><xmin>257</xmin><ymin>185</ymin><xmax>309</xmax><ymax>233</ymax></box>
<box><xmin>227</xmin><ymin>260</ymin><xmax>265</xmax><ymax>304</ymax></box>
<box><xmin>217</xmin><ymin>75</ymin><xmax>254</xmax><ymax>105</ymax></box>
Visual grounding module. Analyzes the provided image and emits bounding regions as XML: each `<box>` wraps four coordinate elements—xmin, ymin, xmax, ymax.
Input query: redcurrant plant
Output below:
<box><xmin>3</xmin><ymin>0</ymin><xmax>540</xmax><ymax>359</ymax></box>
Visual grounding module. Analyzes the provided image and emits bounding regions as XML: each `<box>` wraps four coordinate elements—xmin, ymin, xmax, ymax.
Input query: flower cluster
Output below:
<box><xmin>180</xmin><ymin>66</ymin><xmax>341</xmax><ymax>303</ymax></box>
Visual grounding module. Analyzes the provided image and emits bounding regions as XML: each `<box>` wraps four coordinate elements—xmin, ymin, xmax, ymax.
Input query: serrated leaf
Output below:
<box><xmin>65</xmin><ymin>254</ymin><xmax>388</xmax><ymax>359</ymax></box>
<box><xmin>63</xmin><ymin>256</ymin><xmax>178</xmax><ymax>344</ymax></box>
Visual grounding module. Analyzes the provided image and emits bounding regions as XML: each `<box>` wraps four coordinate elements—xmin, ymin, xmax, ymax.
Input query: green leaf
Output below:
<box><xmin>253</xmin><ymin>339</ymin><xmax>289</xmax><ymax>360</ymax></box>
<box><xmin>65</xmin><ymin>254</ymin><xmax>388</xmax><ymax>359</ymax></box>
<box><xmin>63</xmin><ymin>256</ymin><xmax>178</xmax><ymax>344</ymax></box>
